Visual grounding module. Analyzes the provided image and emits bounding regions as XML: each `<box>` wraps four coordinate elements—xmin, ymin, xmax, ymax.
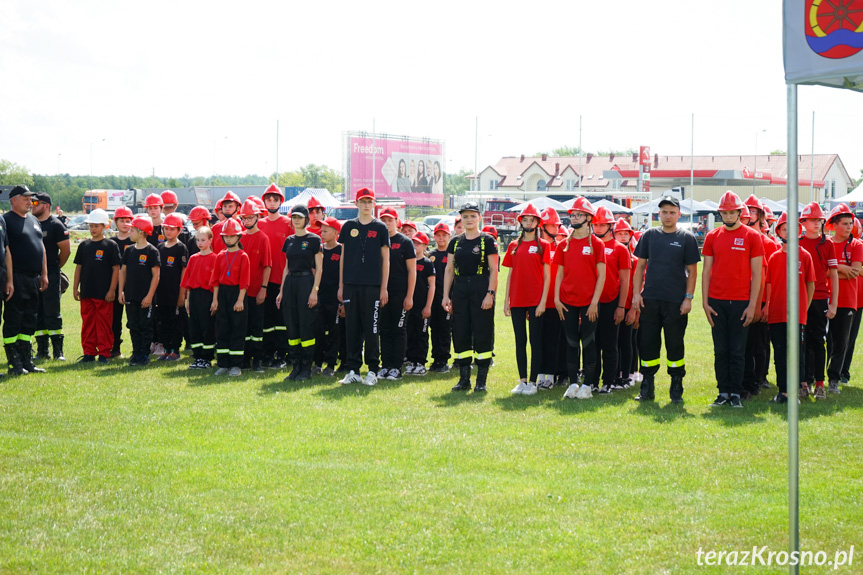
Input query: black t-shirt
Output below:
<box><xmin>186</xmin><ymin>235</ymin><xmax>200</xmax><ymax>257</ymax></box>
<box><xmin>319</xmin><ymin>244</ymin><xmax>342</xmax><ymax>303</ymax></box>
<box><xmin>338</xmin><ymin>218</ymin><xmax>390</xmax><ymax>286</ymax></box>
<box><xmin>122</xmin><ymin>243</ymin><xmax>160</xmax><ymax>303</ymax></box>
<box><xmin>156</xmin><ymin>241</ymin><xmax>188</xmax><ymax>304</ymax></box>
<box><xmin>74</xmin><ymin>238</ymin><xmax>122</xmax><ymax>300</ymax></box>
<box><xmin>3</xmin><ymin>211</ymin><xmax>45</xmax><ymax>274</ymax></box>
<box><xmin>430</xmin><ymin>249</ymin><xmax>448</xmax><ymax>291</ymax></box>
<box><xmin>413</xmin><ymin>256</ymin><xmax>435</xmax><ymax>308</ymax></box>
<box><xmin>147</xmin><ymin>225</ymin><xmax>166</xmax><ymax>247</ymax></box>
<box><xmin>39</xmin><ymin>215</ymin><xmax>69</xmax><ymax>271</ymax></box>
<box><xmin>633</xmin><ymin>226</ymin><xmax>701</xmax><ymax>303</ymax></box>
<box><xmin>0</xmin><ymin>223</ymin><xmax>7</xmax><ymax>284</ymax></box>
<box><xmin>111</xmin><ymin>235</ymin><xmax>135</xmax><ymax>258</ymax></box>
<box><xmin>283</xmin><ymin>233</ymin><xmax>321</xmax><ymax>274</ymax></box>
<box><xmin>447</xmin><ymin>233</ymin><xmax>498</xmax><ymax>277</ymax></box>
<box><xmin>387</xmin><ymin>232</ymin><xmax>416</xmax><ymax>293</ymax></box>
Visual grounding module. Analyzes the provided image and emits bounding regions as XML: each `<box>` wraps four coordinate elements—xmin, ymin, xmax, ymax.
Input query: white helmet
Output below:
<box><xmin>84</xmin><ymin>208</ymin><xmax>110</xmax><ymax>225</ymax></box>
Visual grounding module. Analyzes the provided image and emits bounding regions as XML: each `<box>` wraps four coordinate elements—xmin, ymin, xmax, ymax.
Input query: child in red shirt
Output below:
<box><xmin>503</xmin><ymin>204</ymin><xmax>551</xmax><ymax>395</ymax></box>
<box><xmin>183</xmin><ymin>227</ymin><xmax>218</xmax><ymax>369</ymax></box>
<box><xmin>764</xmin><ymin>213</ymin><xmax>815</xmax><ymax>402</ymax></box>
<box><xmin>209</xmin><ymin>219</ymin><xmax>250</xmax><ymax>376</ymax></box>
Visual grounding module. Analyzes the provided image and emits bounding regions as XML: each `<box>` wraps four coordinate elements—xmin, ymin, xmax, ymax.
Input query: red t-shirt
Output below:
<box><xmin>545</xmin><ymin>239</ymin><xmax>564</xmax><ymax>309</ymax></box>
<box><xmin>552</xmin><ymin>235</ymin><xmax>606</xmax><ymax>307</ymax></box>
<box><xmin>209</xmin><ymin>249</ymin><xmax>250</xmax><ymax>289</ymax></box>
<box><xmin>830</xmin><ymin>237</ymin><xmax>863</xmax><ymax>309</ymax></box>
<box><xmin>760</xmin><ymin>232</ymin><xmax>780</xmax><ymax>303</ymax></box>
<box><xmin>624</xmin><ymin>249</ymin><xmax>637</xmax><ymax>309</ymax></box>
<box><xmin>766</xmin><ymin>248</ymin><xmax>815</xmax><ymax>325</ymax></box>
<box><xmin>307</xmin><ymin>223</ymin><xmax>322</xmax><ymax>237</ymax></box>
<box><xmin>598</xmin><ymin>238</ymin><xmax>632</xmax><ymax>304</ymax></box>
<box><xmin>181</xmin><ymin>252</ymin><xmax>217</xmax><ymax>291</ymax></box>
<box><xmin>799</xmin><ymin>235</ymin><xmax>838</xmax><ymax>300</ymax></box>
<box><xmin>502</xmin><ymin>238</ymin><xmax>552</xmax><ymax>307</ymax></box>
<box><xmin>258</xmin><ymin>216</ymin><xmax>294</xmax><ymax>287</ymax></box>
<box><xmin>702</xmin><ymin>225</ymin><xmax>765</xmax><ymax>301</ymax></box>
<box><xmin>240</xmin><ymin>229</ymin><xmax>273</xmax><ymax>298</ymax></box>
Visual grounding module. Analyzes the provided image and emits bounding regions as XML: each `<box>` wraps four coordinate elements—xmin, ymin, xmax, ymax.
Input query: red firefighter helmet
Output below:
<box><xmin>239</xmin><ymin>199</ymin><xmax>260</xmax><ymax>217</ymax></box>
<box><xmin>717</xmin><ymin>191</ymin><xmax>746</xmax><ymax>212</ymax></box>
<box><xmin>775</xmin><ymin>211</ymin><xmax>802</xmax><ymax>236</ymax></box>
<box><xmin>221</xmin><ymin>191</ymin><xmax>241</xmax><ymax>205</ymax></box>
<box><xmin>162</xmin><ymin>213</ymin><xmax>184</xmax><ymax>228</ymax></box>
<box><xmin>144</xmin><ymin>193</ymin><xmax>164</xmax><ymax>207</ymax></box>
<box><xmin>568</xmin><ymin>196</ymin><xmax>595</xmax><ymax>217</ymax></box>
<box><xmin>540</xmin><ymin>207</ymin><xmax>562</xmax><ymax>227</ymax></box>
<box><xmin>160</xmin><ymin>190</ymin><xmax>179</xmax><ymax>206</ymax></box>
<box><xmin>214</xmin><ymin>199</ymin><xmax>223</xmax><ymax>213</ymax></box>
<box><xmin>744</xmin><ymin>194</ymin><xmax>764</xmax><ymax>214</ymax></box>
<box><xmin>131</xmin><ymin>215</ymin><xmax>153</xmax><ymax>235</ymax></box>
<box><xmin>220</xmin><ymin>218</ymin><xmax>244</xmax><ymax>236</ymax></box>
<box><xmin>826</xmin><ymin>203</ymin><xmax>854</xmax><ymax>231</ymax></box>
<box><xmin>763</xmin><ymin>205</ymin><xmax>776</xmax><ymax>223</ymax></box>
<box><xmin>853</xmin><ymin>218</ymin><xmax>863</xmax><ymax>240</ymax></box>
<box><xmin>263</xmin><ymin>183</ymin><xmax>284</xmax><ymax>203</ymax></box>
<box><xmin>613</xmin><ymin>218</ymin><xmax>633</xmax><ymax>233</ymax></box>
<box><xmin>189</xmin><ymin>206</ymin><xmax>211</xmax><ymax>222</ymax></box>
<box><xmin>516</xmin><ymin>202</ymin><xmax>542</xmax><ymax>222</ymax></box>
<box><xmin>113</xmin><ymin>206</ymin><xmax>134</xmax><ymax>220</ymax></box>
<box><xmin>592</xmin><ymin>206</ymin><xmax>615</xmax><ymax>225</ymax></box>
<box><xmin>799</xmin><ymin>201</ymin><xmax>826</xmax><ymax>221</ymax></box>
<box><xmin>307</xmin><ymin>196</ymin><xmax>325</xmax><ymax>211</ymax></box>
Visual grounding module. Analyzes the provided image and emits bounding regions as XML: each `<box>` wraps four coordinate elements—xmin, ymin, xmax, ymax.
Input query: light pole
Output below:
<box><xmin>90</xmin><ymin>138</ymin><xmax>105</xmax><ymax>177</ymax></box>
<box><xmin>752</xmin><ymin>129</ymin><xmax>766</xmax><ymax>195</ymax></box>
<box><xmin>57</xmin><ymin>153</ymin><xmax>62</xmax><ymax>176</ymax></box>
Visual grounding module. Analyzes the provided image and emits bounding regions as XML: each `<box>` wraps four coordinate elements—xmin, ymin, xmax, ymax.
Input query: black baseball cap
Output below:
<box><xmin>658</xmin><ymin>196</ymin><xmax>680</xmax><ymax>208</ymax></box>
<box><xmin>8</xmin><ymin>185</ymin><xmax>34</xmax><ymax>199</ymax></box>
<box><xmin>33</xmin><ymin>192</ymin><xmax>52</xmax><ymax>204</ymax></box>
<box><xmin>291</xmin><ymin>204</ymin><xmax>309</xmax><ymax>218</ymax></box>
<box><xmin>459</xmin><ymin>201</ymin><xmax>481</xmax><ymax>214</ymax></box>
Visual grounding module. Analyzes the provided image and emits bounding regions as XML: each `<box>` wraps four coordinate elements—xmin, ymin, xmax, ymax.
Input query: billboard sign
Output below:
<box><xmin>345</xmin><ymin>133</ymin><xmax>445</xmax><ymax>206</ymax></box>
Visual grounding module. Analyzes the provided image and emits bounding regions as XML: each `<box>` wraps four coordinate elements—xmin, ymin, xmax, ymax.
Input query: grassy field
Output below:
<box><xmin>1</xmin><ymin>260</ymin><xmax>861</xmax><ymax>573</ymax></box>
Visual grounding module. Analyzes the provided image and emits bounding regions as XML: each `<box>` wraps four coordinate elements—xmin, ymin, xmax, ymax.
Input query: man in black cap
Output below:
<box><xmin>3</xmin><ymin>186</ymin><xmax>49</xmax><ymax>375</ymax></box>
<box><xmin>31</xmin><ymin>192</ymin><xmax>70</xmax><ymax>361</ymax></box>
<box><xmin>631</xmin><ymin>195</ymin><xmax>700</xmax><ymax>402</ymax></box>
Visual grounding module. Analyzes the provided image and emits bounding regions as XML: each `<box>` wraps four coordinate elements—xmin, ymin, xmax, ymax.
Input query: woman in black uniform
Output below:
<box><xmin>277</xmin><ymin>205</ymin><xmax>323</xmax><ymax>382</ymax></box>
<box><xmin>442</xmin><ymin>202</ymin><xmax>499</xmax><ymax>392</ymax></box>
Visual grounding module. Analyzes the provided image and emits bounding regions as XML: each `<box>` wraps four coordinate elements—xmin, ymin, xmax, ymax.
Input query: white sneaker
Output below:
<box><xmin>386</xmin><ymin>368</ymin><xmax>401</xmax><ymax>381</ymax></box>
<box><xmin>214</xmin><ymin>367</ymin><xmax>229</xmax><ymax>376</ymax></box>
<box><xmin>511</xmin><ymin>381</ymin><xmax>527</xmax><ymax>394</ymax></box>
<box><xmin>151</xmin><ymin>343</ymin><xmax>165</xmax><ymax>357</ymax></box>
<box><xmin>363</xmin><ymin>371</ymin><xmax>378</xmax><ymax>386</ymax></box>
<box><xmin>340</xmin><ymin>370</ymin><xmax>362</xmax><ymax>385</ymax></box>
<box><xmin>563</xmin><ymin>383</ymin><xmax>580</xmax><ymax>399</ymax></box>
<box><xmin>633</xmin><ymin>372</ymin><xmax>643</xmax><ymax>383</ymax></box>
<box><xmin>522</xmin><ymin>382</ymin><xmax>538</xmax><ymax>395</ymax></box>
<box><xmin>376</xmin><ymin>368</ymin><xmax>388</xmax><ymax>379</ymax></box>
<box><xmin>575</xmin><ymin>384</ymin><xmax>593</xmax><ymax>399</ymax></box>
<box><xmin>404</xmin><ymin>363</ymin><xmax>415</xmax><ymax>375</ymax></box>
<box><xmin>411</xmin><ymin>365</ymin><xmax>427</xmax><ymax>376</ymax></box>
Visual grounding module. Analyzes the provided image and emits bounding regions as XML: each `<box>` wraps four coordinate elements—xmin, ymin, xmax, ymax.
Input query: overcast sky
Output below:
<box><xmin>2</xmin><ymin>0</ymin><xmax>862</xmax><ymax>181</ymax></box>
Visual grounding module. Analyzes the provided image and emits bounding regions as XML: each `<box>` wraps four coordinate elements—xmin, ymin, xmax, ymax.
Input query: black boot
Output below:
<box><xmin>50</xmin><ymin>334</ymin><xmax>65</xmax><ymax>361</ymax></box>
<box><xmin>474</xmin><ymin>363</ymin><xmax>490</xmax><ymax>392</ymax></box>
<box><xmin>451</xmin><ymin>363</ymin><xmax>472</xmax><ymax>391</ymax></box>
<box><xmin>5</xmin><ymin>344</ymin><xmax>27</xmax><ymax>376</ymax></box>
<box><xmin>635</xmin><ymin>377</ymin><xmax>655</xmax><ymax>401</ymax></box>
<box><xmin>286</xmin><ymin>345</ymin><xmax>301</xmax><ymax>380</ymax></box>
<box><xmin>20</xmin><ymin>341</ymin><xmax>45</xmax><ymax>373</ymax></box>
<box><xmin>35</xmin><ymin>335</ymin><xmax>50</xmax><ymax>360</ymax></box>
<box><xmin>295</xmin><ymin>349</ymin><xmax>313</xmax><ymax>381</ymax></box>
<box><xmin>670</xmin><ymin>376</ymin><xmax>685</xmax><ymax>403</ymax></box>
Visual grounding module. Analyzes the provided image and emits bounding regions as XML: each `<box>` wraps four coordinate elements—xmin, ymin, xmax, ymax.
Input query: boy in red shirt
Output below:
<box><xmin>764</xmin><ymin>213</ymin><xmax>815</xmax><ymax>403</ymax></box>
<box><xmin>237</xmin><ymin>200</ymin><xmax>272</xmax><ymax>373</ymax></box>
<box><xmin>209</xmin><ymin>219</ymin><xmax>250</xmax><ymax>376</ymax></box>
<box><xmin>538</xmin><ymin>208</ymin><xmax>568</xmax><ymax>388</ymax></box>
<box><xmin>702</xmin><ymin>191</ymin><xmax>764</xmax><ymax>408</ymax></box>
<box><xmin>258</xmin><ymin>184</ymin><xmax>294</xmax><ymax>369</ymax></box>
<box><xmin>183</xmin><ymin>227</ymin><xmax>218</xmax><ymax>369</ymax></box>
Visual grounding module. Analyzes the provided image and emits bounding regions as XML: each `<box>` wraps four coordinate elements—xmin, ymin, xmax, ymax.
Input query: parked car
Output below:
<box><xmin>422</xmin><ymin>214</ymin><xmax>457</xmax><ymax>230</ymax></box>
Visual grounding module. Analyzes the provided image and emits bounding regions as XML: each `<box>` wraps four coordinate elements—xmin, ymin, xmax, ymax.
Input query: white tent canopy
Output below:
<box><xmin>830</xmin><ymin>182</ymin><xmax>863</xmax><ymax>207</ymax></box>
<box><xmin>584</xmin><ymin>198</ymin><xmax>632</xmax><ymax>214</ymax></box>
<box><xmin>506</xmin><ymin>196</ymin><xmax>569</xmax><ymax>212</ymax></box>
<box><xmin>280</xmin><ymin>188</ymin><xmax>339</xmax><ymax>214</ymax></box>
<box><xmin>631</xmin><ymin>197</ymin><xmax>714</xmax><ymax>215</ymax></box>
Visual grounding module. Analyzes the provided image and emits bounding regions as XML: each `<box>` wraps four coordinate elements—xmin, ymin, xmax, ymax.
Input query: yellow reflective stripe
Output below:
<box><xmin>48</xmin><ymin>330</ymin><xmax>62</xmax><ymax>336</ymax></box>
<box><xmin>667</xmin><ymin>359</ymin><xmax>685</xmax><ymax>368</ymax></box>
<box><xmin>248</xmin><ymin>336</ymin><xmax>263</xmax><ymax>342</ymax></box>
<box><xmin>454</xmin><ymin>350</ymin><xmax>473</xmax><ymax>359</ymax></box>
<box><xmin>274</xmin><ymin>326</ymin><xmax>287</xmax><ymax>331</ymax></box>
<box><xmin>641</xmin><ymin>358</ymin><xmax>661</xmax><ymax>367</ymax></box>
<box><xmin>228</xmin><ymin>350</ymin><xmax>244</xmax><ymax>355</ymax></box>
<box><xmin>3</xmin><ymin>336</ymin><xmax>17</xmax><ymax>344</ymax></box>
<box><xmin>201</xmin><ymin>344</ymin><xmax>215</xmax><ymax>350</ymax></box>
<box><xmin>262</xmin><ymin>327</ymin><xmax>276</xmax><ymax>333</ymax></box>
<box><xmin>190</xmin><ymin>343</ymin><xmax>202</xmax><ymax>348</ymax></box>
<box><xmin>17</xmin><ymin>334</ymin><xmax>31</xmax><ymax>342</ymax></box>
<box><xmin>288</xmin><ymin>339</ymin><xmax>301</xmax><ymax>346</ymax></box>
<box><xmin>216</xmin><ymin>348</ymin><xmax>230</xmax><ymax>354</ymax></box>
<box><xmin>475</xmin><ymin>351</ymin><xmax>493</xmax><ymax>360</ymax></box>
<box><xmin>33</xmin><ymin>330</ymin><xmax>47</xmax><ymax>337</ymax></box>
<box><xmin>301</xmin><ymin>339</ymin><xmax>316</xmax><ymax>348</ymax></box>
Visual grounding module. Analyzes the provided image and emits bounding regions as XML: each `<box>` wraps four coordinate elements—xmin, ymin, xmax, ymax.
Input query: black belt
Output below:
<box><xmin>289</xmin><ymin>271</ymin><xmax>313</xmax><ymax>277</ymax></box>
<box><xmin>14</xmin><ymin>270</ymin><xmax>41</xmax><ymax>278</ymax></box>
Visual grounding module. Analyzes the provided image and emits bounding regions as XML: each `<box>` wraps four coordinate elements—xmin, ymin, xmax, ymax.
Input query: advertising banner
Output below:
<box><xmin>346</xmin><ymin>134</ymin><xmax>445</xmax><ymax>206</ymax></box>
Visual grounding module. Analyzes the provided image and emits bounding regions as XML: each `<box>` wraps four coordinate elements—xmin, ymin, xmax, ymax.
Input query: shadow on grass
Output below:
<box><xmin>697</xmin><ymin>385</ymin><xmax>862</xmax><ymax>425</ymax></box>
<box><xmin>429</xmin><ymin>389</ymin><xmax>488</xmax><ymax>407</ymax></box>
<box><xmin>630</xmin><ymin>399</ymin><xmax>697</xmax><ymax>423</ymax></box>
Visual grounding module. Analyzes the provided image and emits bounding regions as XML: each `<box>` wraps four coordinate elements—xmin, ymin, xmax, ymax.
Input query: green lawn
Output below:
<box><xmin>1</xmin><ymin>262</ymin><xmax>861</xmax><ymax>573</ymax></box>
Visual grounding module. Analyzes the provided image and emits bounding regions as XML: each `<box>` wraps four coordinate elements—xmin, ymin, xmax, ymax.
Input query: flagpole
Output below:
<box><xmin>786</xmin><ymin>82</ymin><xmax>800</xmax><ymax>575</ymax></box>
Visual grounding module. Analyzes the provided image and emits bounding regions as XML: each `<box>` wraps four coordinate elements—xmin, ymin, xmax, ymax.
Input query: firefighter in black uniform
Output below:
<box><xmin>442</xmin><ymin>202</ymin><xmax>499</xmax><ymax>392</ymax></box>
<box><xmin>31</xmin><ymin>192</ymin><xmax>70</xmax><ymax>361</ymax></box>
<box><xmin>277</xmin><ymin>205</ymin><xmax>323</xmax><ymax>382</ymax></box>
<box><xmin>3</xmin><ymin>186</ymin><xmax>49</xmax><ymax>375</ymax></box>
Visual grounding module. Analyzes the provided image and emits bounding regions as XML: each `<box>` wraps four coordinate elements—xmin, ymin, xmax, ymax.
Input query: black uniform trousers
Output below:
<box><xmin>313</xmin><ymin>299</ymin><xmax>341</xmax><ymax>368</ymax></box>
<box><xmin>405</xmin><ymin>308</ymin><xmax>430</xmax><ymax>365</ymax></box>
<box><xmin>3</xmin><ymin>271</ymin><xmax>40</xmax><ymax>344</ymax></box>
<box><xmin>804</xmin><ymin>298</ymin><xmax>829</xmax><ymax>383</ymax></box>
<box><xmin>262</xmin><ymin>281</ymin><xmax>288</xmax><ymax>360</ymax></box>
<box><xmin>511</xmin><ymin>306</ymin><xmax>542</xmax><ymax>381</ymax></box>
<box><xmin>451</xmin><ymin>276</ymin><xmax>494</xmax><ymax>367</ymax></box>
<box><xmin>379</xmin><ymin>289</ymin><xmax>407</xmax><ymax>370</ymax></box>
<box><xmin>769</xmin><ymin>323</ymin><xmax>805</xmax><ymax>394</ymax></box>
<box><xmin>215</xmin><ymin>284</ymin><xmax>248</xmax><ymax>368</ymax></box>
<box><xmin>35</xmin><ymin>267</ymin><xmax>62</xmax><ymax>337</ymax></box>
<box><xmin>638</xmin><ymin>299</ymin><xmax>688</xmax><ymax>379</ymax></box>
<box><xmin>155</xmin><ymin>303</ymin><xmax>184</xmax><ymax>353</ymax></box>
<box><xmin>827</xmin><ymin>307</ymin><xmax>856</xmax><ymax>382</ymax></box>
<box><xmin>429</xmin><ymin>289</ymin><xmax>451</xmax><ymax>365</ymax></box>
<box><xmin>840</xmin><ymin>307</ymin><xmax>862</xmax><ymax>380</ymax></box>
<box><xmin>188</xmin><ymin>288</ymin><xmax>215</xmax><ymax>361</ymax></box>
<box><xmin>343</xmin><ymin>283</ymin><xmax>382</xmax><ymax>373</ymax></box>
<box><xmin>282</xmin><ymin>273</ymin><xmax>317</xmax><ymax>362</ymax></box>
<box><xmin>594</xmin><ymin>301</ymin><xmax>620</xmax><ymax>386</ymax></box>
<box><xmin>708</xmin><ymin>298</ymin><xmax>750</xmax><ymax>395</ymax></box>
<box><xmin>562</xmin><ymin>304</ymin><xmax>598</xmax><ymax>387</ymax></box>
<box><xmin>540</xmin><ymin>312</ymin><xmax>568</xmax><ymax>379</ymax></box>
<box><xmin>112</xmin><ymin>298</ymin><xmax>125</xmax><ymax>354</ymax></box>
<box><xmin>244</xmin><ymin>295</ymin><xmax>265</xmax><ymax>363</ymax></box>
<box><xmin>743</xmin><ymin>303</ymin><xmax>769</xmax><ymax>393</ymax></box>
<box><xmin>124</xmin><ymin>301</ymin><xmax>154</xmax><ymax>358</ymax></box>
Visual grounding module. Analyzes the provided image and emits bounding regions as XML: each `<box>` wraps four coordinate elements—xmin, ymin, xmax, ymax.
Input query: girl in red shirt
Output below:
<box><xmin>614</xmin><ymin>218</ymin><xmax>639</xmax><ymax>389</ymax></box>
<box><xmin>209</xmin><ymin>219</ymin><xmax>251</xmax><ymax>376</ymax></box>
<box><xmin>182</xmin><ymin>227</ymin><xmax>217</xmax><ymax>369</ymax></box>
<box><xmin>503</xmin><ymin>203</ymin><xmax>551</xmax><ymax>395</ymax></box>
<box><xmin>538</xmin><ymin>209</ymin><xmax>567</xmax><ymax>388</ymax></box>
<box><xmin>554</xmin><ymin>197</ymin><xmax>606</xmax><ymax>400</ymax></box>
